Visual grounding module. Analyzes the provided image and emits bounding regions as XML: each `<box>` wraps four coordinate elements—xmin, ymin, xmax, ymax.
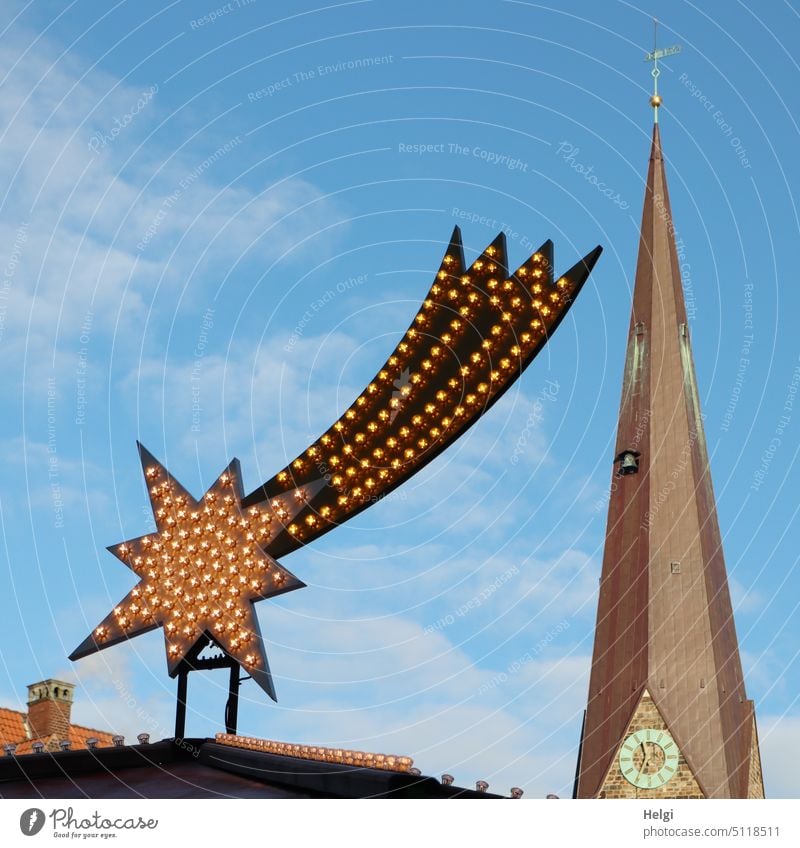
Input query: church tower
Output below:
<box><xmin>574</xmin><ymin>52</ymin><xmax>764</xmax><ymax>799</ymax></box>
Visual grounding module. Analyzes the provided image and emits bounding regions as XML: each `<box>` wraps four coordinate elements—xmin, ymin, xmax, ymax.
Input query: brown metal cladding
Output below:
<box><xmin>576</xmin><ymin>128</ymin><xmax>656</xmax><ymax>799</ymax></box>
<box><xmin>576</xmin><ymin>125</ymin><xmax>757</xmax><ymax>798</ymax></box>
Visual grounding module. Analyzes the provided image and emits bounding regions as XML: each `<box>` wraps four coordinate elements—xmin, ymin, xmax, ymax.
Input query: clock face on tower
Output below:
<box><xmin>619</xmin><ymin>729</ymin><xmax>680</xmax><ymax>789</ymax></box>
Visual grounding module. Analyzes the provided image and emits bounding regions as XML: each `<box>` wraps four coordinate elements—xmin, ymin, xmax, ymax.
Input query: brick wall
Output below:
<box><xmin>27</xmin><ymin>697</ymin><xmax>71</xmax><ymax>740</ymax></box>
<box><xmin>747</xmin><ymin>716</ymin><xmax>765</xmax><ymax>799</ymax></box>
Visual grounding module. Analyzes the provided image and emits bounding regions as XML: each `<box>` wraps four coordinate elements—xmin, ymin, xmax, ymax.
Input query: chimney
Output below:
<box><xmin>26</xmin><ymin>679</ymin><xmax>74</xmax><ymax>740</ymax></box>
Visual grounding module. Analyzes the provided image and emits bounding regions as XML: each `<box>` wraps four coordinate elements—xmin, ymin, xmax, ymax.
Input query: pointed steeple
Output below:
<box><xmin>574</xmin><ymin>122</ymin><xmax>764</xmax><ymax>798</ymax></box>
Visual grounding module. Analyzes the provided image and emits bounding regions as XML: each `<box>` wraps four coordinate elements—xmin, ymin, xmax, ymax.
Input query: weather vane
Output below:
<box><xmin>70</xmin><ymin>227</ymin><xmax>602</xmax><ymax>735</ymax></box>
<box><xmin>644</xmin><ymin>18</ymin><xmax>681</xmax><ymax>121</ymax></box>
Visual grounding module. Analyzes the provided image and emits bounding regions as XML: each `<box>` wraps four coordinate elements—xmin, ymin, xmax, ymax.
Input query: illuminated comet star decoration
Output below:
<box><xmin>71</xmin><ymin>227</ymin><xmax>601</xmax><ymax>699</ymax></box>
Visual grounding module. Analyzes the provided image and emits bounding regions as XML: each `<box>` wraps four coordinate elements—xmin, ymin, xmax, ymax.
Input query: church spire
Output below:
<box><xmin>574</xmin><ymin>55</ymin><xmax>764</xmax><ymax>799</ymax></box>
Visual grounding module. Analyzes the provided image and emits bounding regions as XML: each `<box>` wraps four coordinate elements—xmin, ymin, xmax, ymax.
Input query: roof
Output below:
<box><xmin>0</xmin><ymin>706</ymin><xmax>116</xmax><ymax>753</ymax></box>
<box><xmin>0</xmin><ymin>736</ymin><xmax>508</xmax><ymax>799</ymax></box>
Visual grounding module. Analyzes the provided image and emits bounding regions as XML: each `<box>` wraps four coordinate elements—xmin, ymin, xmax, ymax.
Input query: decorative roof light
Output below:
<box><xmin>215</xmin><ymin>733</ymin><xmax>413</xmax><ymax>773</ymax></box>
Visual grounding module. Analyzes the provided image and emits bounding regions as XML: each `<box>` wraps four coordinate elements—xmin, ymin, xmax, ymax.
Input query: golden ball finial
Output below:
<box><xmin>650</xmin><ymin>94</ymin><xmax>663</xmax><ymax>109</ymax></box>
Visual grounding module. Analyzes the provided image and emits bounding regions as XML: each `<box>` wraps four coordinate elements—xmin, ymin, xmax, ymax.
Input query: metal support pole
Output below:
<box><xmin>225</xmin><ymin>663</ymin><xmax>240</xmax><ymax>735</ymax></box>
<box><xmin>175</xmin><ymin>668</ymin><xmax>188</xmax><ymax>738</ymax></box>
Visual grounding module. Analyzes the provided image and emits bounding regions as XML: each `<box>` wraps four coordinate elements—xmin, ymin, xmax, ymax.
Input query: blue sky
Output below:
<box><xmin>0</xmin><ymin>0</ymin><xmax>798</xmax><ymax>798</ymax></box>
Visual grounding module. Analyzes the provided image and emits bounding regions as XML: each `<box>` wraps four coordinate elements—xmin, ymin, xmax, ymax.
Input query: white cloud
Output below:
<box><xmin>64</xmin><ymin>643</ymin><xmax>176</xmax><ymax>743</ymax></box>
<box><xmin>0</xmin><ymin>29</ymin><xmax>341</xmax><ymax>376</ymax></box>
<box><xmin>244</xmin><ymin>609</ymin><xmax>590</xmax><ymax>797</ymax></box>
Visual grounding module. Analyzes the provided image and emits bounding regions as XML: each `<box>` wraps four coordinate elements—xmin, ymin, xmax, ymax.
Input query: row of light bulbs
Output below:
<box><xmin>215</xmin><ymin>733</ymin><xmax>414</xmax><ymax>772</ymax></box>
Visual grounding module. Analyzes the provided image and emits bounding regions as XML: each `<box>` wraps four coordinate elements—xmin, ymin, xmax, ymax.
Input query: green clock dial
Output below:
<box><xmin>618</xmin><ymin>729</ymin><xmax>680</xmax><ymax>789</ymax></box>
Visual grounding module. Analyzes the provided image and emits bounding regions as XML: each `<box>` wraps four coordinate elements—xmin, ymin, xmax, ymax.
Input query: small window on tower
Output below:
<box><xmin>670</xmin><ymin>561</ymin><xmax>681</xmax><ymax>574</ymax></box>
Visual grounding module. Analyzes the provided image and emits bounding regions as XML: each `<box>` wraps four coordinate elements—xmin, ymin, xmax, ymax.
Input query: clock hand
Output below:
<box><xmin>638</xmin><ymin>742</ymin><xmax>650</xmax><ymax>782</ymax></box>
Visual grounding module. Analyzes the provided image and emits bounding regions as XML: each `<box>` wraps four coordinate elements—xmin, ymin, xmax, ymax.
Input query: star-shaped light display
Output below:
<box><xmin>70</xmin><ymin>444</ymin><xmax>310</xmax><ymax>699</ymax></box>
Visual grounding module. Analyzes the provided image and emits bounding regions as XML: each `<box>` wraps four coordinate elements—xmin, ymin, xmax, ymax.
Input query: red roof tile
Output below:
<box><xmin>69</xmin><ymin>725</ymin><xmax>116</xmax><ymax>748</ymax></box>
<box><xmin>0</xmin><ymin>708</ymin><xmax>27</xmax><ymax>745</ymax></box>
<box><xmin>0</xmin><ymin>706</ymin><xmax>115</xmax><ymax>753</ymax></box>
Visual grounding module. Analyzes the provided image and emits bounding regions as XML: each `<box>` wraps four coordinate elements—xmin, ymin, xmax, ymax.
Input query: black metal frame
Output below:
<box><xmin>174</xmin><ymin>634</ymin><xmax>251</xmax><ymax>738</ymax></box>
